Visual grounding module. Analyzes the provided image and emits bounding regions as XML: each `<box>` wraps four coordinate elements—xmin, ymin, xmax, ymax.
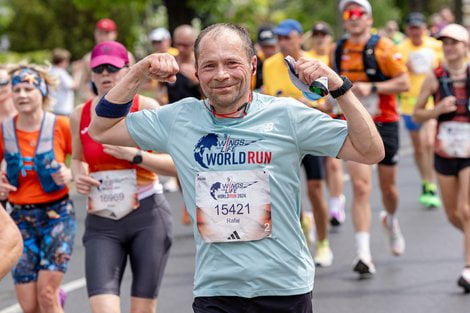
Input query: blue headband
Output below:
<box><xmin>11</xmin><ymin>68</ymin><xmax>48</xmax><ymax>97</ymax></box>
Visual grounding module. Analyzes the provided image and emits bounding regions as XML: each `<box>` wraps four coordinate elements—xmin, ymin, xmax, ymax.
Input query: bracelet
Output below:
<box><xmin>95</xmin><ymin>95</ymin><xmax>133</xmax><ymax>118</ymax></box>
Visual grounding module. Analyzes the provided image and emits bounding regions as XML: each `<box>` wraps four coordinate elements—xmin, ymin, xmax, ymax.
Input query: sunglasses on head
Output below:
<box><xmin>343</xmin><ymin>8</ymin><xmax>367</xmax><ymax>20</ymax></box>
<box><xmin>0</xmin><ymin>79</ymin><xmax>10</xmax><ymax>86</ymax></box>
<box><xmin>91</xmin><ymin>64</ymin><xmax>122</xmax><ymax>74</ymax></box>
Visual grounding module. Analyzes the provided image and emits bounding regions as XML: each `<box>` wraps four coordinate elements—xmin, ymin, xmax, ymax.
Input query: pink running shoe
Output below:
<box><xmin>59</xmin><ymin>288</ymin><xmax>67</xmax><ymax>308</ymax></box>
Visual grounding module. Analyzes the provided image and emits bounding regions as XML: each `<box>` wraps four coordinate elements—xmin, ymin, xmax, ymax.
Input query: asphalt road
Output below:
<box><xmin>1</xmin><ymin>128</ymin><xmax>469</xmax><ymax>313</ymax></box>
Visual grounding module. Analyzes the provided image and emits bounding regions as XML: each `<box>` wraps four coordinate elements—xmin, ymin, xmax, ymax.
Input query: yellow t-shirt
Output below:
<box><xmin>397</xmin><ymin>36</ymin><xmax>443</xmax><ymax>114</ymax></box>
<box><xmin>309</xmin><ymin>50</ymin><xmax>329</xmax><ymax>65</ymax></box>
<box><xmin>263</xmin><ymin>51</ymin><xmax>316</xmax><ymax>99</ymax></box>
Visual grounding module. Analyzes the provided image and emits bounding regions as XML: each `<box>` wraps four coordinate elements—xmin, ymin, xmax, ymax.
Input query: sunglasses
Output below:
<box><xmin>91</xmin><ymin>64</ymin><xmax>122</xmax><ymax>74</ymax></box>
<box><xmin>0</xmin><ymin>79</ymin><xmax>10</xmax><ymax>86</ymax></box>
<box><xmin>343</xmin><ymin>8</ymin><xmax>367</xmax><ymax>20</ymax></box>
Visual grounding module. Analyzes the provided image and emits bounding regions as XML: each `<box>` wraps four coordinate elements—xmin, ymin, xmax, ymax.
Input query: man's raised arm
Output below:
<box><xmin>88</xmin><ymin>53</ymin><xmax>179</xmax><ymax>146</ymax></box>
<box><xmin>295</xmin><ymin>57</ymin><xmax>384</xmax><ymax>164</ymax></box>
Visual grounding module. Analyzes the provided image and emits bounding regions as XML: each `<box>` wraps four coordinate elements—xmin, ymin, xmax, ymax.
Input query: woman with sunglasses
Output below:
<box><xmin>414</xmin><ymin>24</ymin><xmax>470</xmax><ymax>293</ymax></box>
<box><xmin>0</xmin><ymin>64</ymin><xmax>76</xmax><ymax>312</ymax></box>
<box><xmin>70</xmin><ymin>41</ymin><xmax>175</xmax><ymax>313</ymax></box>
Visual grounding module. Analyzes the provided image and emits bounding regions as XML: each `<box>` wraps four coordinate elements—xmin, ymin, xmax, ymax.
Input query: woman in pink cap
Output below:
<box><xmin>70</xmin><ymin>41</ymin><xmax>176</xmax><ymax>312</ymax></box>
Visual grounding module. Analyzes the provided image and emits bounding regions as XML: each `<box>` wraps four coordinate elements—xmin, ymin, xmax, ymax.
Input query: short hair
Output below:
<box><xmin>9</xmin><ymin>63</ymin><xmax>58</xmax><ymax>110</ymax></box>
<box><xmin>194</xmin><ymin>23</ymin><xmax>255</xmax><ymax>67</ymax></box>
<box><xmin>51</xmin><ymin>48</ymin><xmax>71</xmax><ymax>65</ymax></box>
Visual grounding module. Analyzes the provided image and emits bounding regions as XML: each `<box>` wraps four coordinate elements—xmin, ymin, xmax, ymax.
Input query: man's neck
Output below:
<box><xmin>411</xmin><ymin>37</ymin><xmax>424</xmax><ymax>46</ymax></box>
<box><xmin>447</xmin><ymin>59</ymin><xmax>466</xmax><ymax>72</ymax></box>
<box><xmin>286</xmin><ymin>49</ymin><xmax>302</xmax><ymax>60</ymax></box>
<box><xmin>348</xmin><ymin>32</ymin><xmax>371</xmax><ymax>44</ymax></box>
<box><xmin>210</xmin><ymin>94</ymin><xmax>251</xmax><ymax>117</ymax></box>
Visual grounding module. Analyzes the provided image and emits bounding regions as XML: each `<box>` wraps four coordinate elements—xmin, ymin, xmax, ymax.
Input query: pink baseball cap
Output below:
<box><xmin>90</xmin><ymin>41</ymin><xmax>129</xmax><ymax>69</ymax></box>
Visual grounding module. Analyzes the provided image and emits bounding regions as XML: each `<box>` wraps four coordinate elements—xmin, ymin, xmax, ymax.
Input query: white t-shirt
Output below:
<box><xmin>49</xmin><ymin>66</ymin><xmax>74</xmax><ymax>116</ymax></box>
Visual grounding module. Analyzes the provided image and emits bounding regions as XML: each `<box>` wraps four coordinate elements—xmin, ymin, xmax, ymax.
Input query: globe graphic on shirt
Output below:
<box><xmin>193</xmin><ymin>133</ymin><xmax>219</xmax><ymax>168</ymax></box>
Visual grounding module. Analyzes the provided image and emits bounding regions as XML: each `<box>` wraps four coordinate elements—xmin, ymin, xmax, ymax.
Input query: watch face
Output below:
<box><xmin>132</xmin><ymin>155</ymin><xmax>143</xmax><ymax>164</ymax></box>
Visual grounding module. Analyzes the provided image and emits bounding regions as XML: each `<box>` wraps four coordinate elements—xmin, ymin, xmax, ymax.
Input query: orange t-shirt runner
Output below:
<box><xmin>0</xmin><ymin>115</ymin><xmax>72</xmax><ymax>204</ymax></box>
<box><xmin>334</xmin><ymin>36</ymin><xmax>406</xmax><ymax>123</ymax></box>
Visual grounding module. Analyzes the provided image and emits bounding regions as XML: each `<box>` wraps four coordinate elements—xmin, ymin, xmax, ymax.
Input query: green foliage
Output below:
<box><xmin>0</xmin><ymin>50</ymin><xmax>51</xmax><ymax>64</ymax></box>
<box><xmin>189</xmin><ymin>0</ymin><xmax>402</xmax><ymax>40</ymax></box>
<box><xmin>6</xmin><ymin>0</ymin><xmax>152</xmax><ymax>60</ymax></box>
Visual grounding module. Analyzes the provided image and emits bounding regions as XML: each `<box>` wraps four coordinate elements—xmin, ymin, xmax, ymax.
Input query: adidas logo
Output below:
<box><xmin>110</xmin><ymin>212</ymin><xmax>117</xmax><ymax>218</ymax></box>
<box><xmin>227</xmin><ymin>230</ymin><xmax>241</xmax><ymax>240</ymax></box>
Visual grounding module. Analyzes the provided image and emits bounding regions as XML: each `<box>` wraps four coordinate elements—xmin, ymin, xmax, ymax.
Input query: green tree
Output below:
<box><xmin>6</xmin><ymin>0</ymin><xmax>151</xmax><ymax>60</ymax></box>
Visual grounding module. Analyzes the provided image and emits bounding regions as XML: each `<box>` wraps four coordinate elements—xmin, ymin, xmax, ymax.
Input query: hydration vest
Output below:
<box><xmin>2</xmin><ymin>112</ymin><xmax>64</xmax><ymax>193</ymax></box>
<box><xmin>334</xmin><ymin>34</ymin><xmax>389</xmax><ymax>82</ymax></box>
<box><xmin>433</xmin><ymin>65</ymin><xmax>470</xmax><ymax>122</ymax></box>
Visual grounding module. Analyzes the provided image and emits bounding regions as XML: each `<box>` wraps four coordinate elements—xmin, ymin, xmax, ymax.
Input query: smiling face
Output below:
<box><xmin>196</xmin><ymin>28</ymin><xmax>256</xmax><ymax>112</ymax></box>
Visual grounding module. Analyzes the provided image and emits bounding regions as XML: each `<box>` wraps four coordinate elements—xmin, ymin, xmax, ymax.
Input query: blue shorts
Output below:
<box><xmin>402</xmin><ymin>114</ymin><xmax>422</xmax><ymax>132</ymax></box>
<box><xmin>10</xmin><ymin>197</ymin><xmax>76</xmax><ymax>284</ymax></box>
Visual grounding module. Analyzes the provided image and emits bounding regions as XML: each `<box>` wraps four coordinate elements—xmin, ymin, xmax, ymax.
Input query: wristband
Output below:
<box><xmin>95</xmin><ymin>95</ymin><xmax>133</xmax><ymax>118</ymax></box>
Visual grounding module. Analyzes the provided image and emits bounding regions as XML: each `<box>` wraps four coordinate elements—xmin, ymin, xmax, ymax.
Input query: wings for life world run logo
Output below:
<box><xmin>193</xmin><ymin>133</ymin><xmax>272</xmax><ymax>169</ymax></box>
<box><xmin>210</xmin><ymin>177</ymin><xmax>258</xmax><ymax>200</ymax></box>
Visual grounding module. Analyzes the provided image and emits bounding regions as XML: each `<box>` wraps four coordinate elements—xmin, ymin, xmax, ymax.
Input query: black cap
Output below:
<box><xmin>257</xmin><ymin>26</ymin><xmax>278</xmax><ymax>46</ymax></box>
<box><xmin>406</xmin><ymin>12</ymin><xmax>426</xmax><ymax>26</ymax></box>
<box><xmin>312</xmin><ymin>22</ymin><xmax>332</xmax><ymax>36</ymax></box>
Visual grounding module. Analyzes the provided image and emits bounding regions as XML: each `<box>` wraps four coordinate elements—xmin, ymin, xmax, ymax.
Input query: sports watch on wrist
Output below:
<box><xmin>131</xmin><ymin>150</ymin><xmax>143</xmax><ymax>165</ymax></box>
<box><xmin>371</xmin><ymin>82</ymin><xmax>378</xmax><ymax>93</ymax></box>
<box><xmin>330</xmin><ymin>76</ymin><xmax>353</xmax><ymax>99</ymax></box>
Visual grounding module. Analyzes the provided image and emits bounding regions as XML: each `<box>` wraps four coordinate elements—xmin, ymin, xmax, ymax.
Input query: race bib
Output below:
<box><xmin>195</xmin><ymin>169</ymin><xmax>272</xmax><ymax>243</ymax></box>
<box><xmin>88</xmin><ymin>169</ymin><xmax>139</xmax><ymax>220</ymax></box>
<box><xmin>408</xmin><ymin>49</ymin><xmax>434</xmax><ymax>74</ymax></box>
<box><xmin>357</xmin><ymin>93</ymin><xmax>380</xmax><ymax>116</ymax></box>
<box><xmin>438</xmin><ymin>122</ymin><xmax>470</xmax><ymax>158</ymax></box>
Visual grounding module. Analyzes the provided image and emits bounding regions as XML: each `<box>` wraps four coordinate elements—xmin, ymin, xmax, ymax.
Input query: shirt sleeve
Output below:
<box><xmin>377</xmin><ymin>38</ymin><xmax>407</xmax><ymax>78</ymax></box>
<box><xmin>286</xmin><ymin>99</ymin><xmax>348</xmax><ymax>157</ymax></box>
<box><xmin>126</xmin><ymin>100</ymin><xmax>182</xmax><ymax>152</ymax></box>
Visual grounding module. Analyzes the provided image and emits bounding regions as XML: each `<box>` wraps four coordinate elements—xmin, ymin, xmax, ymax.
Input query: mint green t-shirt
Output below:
<box><xmin>126</xmin><ymin>92</ymin><xmax>348</xmax><ymax>298</ymax></box>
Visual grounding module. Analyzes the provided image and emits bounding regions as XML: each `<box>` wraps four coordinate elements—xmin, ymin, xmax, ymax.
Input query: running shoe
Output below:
<box><xmin>59</xmin><ymin>288</ymin><xmax>67</xmax><ymax>308</ymax></box>
<box><xmin>352</xmin><ymin>255</ymin><xmax>376</xmax><ymax>277</ymax></box>
<box><xmin>314</xmin><ymin>240</ymin><xmax>333</xmax><ymax>267</ymax></box>
<box><xmin>418</xmin><ymin>182</ymin><xmax>429</xmax><ymax>206</ymax></box>
<box><xmin>330</xmin><ymin>194</ymin><xmax>346</xmax><ymax>227</ymax></box>
<box><xmin>458</xmin><ymin>267</ymin><xmax>470</xmax><ymax>293</ymax></box>
<box><xmin>424</xmin><ymin>183</ymin><xmax>442</xmax><ymax>208</ymax></box>
<box><xmin>380</xmin><ymin>211</ymin><xmax>405</xmax><ymax>256</ymax></box>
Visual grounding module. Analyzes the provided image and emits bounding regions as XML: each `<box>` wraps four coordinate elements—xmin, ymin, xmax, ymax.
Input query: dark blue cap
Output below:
<box><xmin>273</xmin><ymin>19</ymin><xmax>303</xmax><ymax>36</ymax></box>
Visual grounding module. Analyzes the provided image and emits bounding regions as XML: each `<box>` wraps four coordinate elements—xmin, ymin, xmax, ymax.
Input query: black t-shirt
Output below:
<box><xmin>166</xmin><ymin>72</ymin><xmax>201</xmax><ymax>102</ymax></box>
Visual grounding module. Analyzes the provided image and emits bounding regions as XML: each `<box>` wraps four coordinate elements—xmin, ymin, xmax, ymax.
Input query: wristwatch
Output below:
<box><xmin>330</xmin><ymin>76</ymin><xmax>353</xmax><ymax>99</ymax></box>
<box><xmin>131</xmin><ymin>150</ymin><xmax>143</xmax><ymax>165</ymax></box>
<box><xmin>371</xmin><ymin>82</ymin><xmax>378</xmax><ymax>93</ymax></box>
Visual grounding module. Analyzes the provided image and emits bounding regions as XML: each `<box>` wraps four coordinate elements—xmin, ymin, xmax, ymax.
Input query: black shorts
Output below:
<box><xmin>83</xmin><ymin>193</ymin><xmax>173</xmax><ymax>299</ymax></box>
<box><xmin>302</xmin><ymin>154</ymin><xmax>325</xmax><ymax>180</ymax></box>
<box><xmin>193</xmin><ymin>291</ymin><xmax>313</xmax><ymax>313</ymax></box>
<box><xmin>376</xmin><ymin>121</ymin><xmax>400</xmax><ymax>166</ymax></box>
<box><xmin>434</xmin><ymin>154</ymin><xmax>470</xmax><ymax>176</ymax></box>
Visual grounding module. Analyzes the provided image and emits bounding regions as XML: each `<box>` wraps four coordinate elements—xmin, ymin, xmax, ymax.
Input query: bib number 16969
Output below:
<box><xmin>215</xmin><ymin>203</ymin><xmax>250</xmax><ymax>216</ymax></box>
